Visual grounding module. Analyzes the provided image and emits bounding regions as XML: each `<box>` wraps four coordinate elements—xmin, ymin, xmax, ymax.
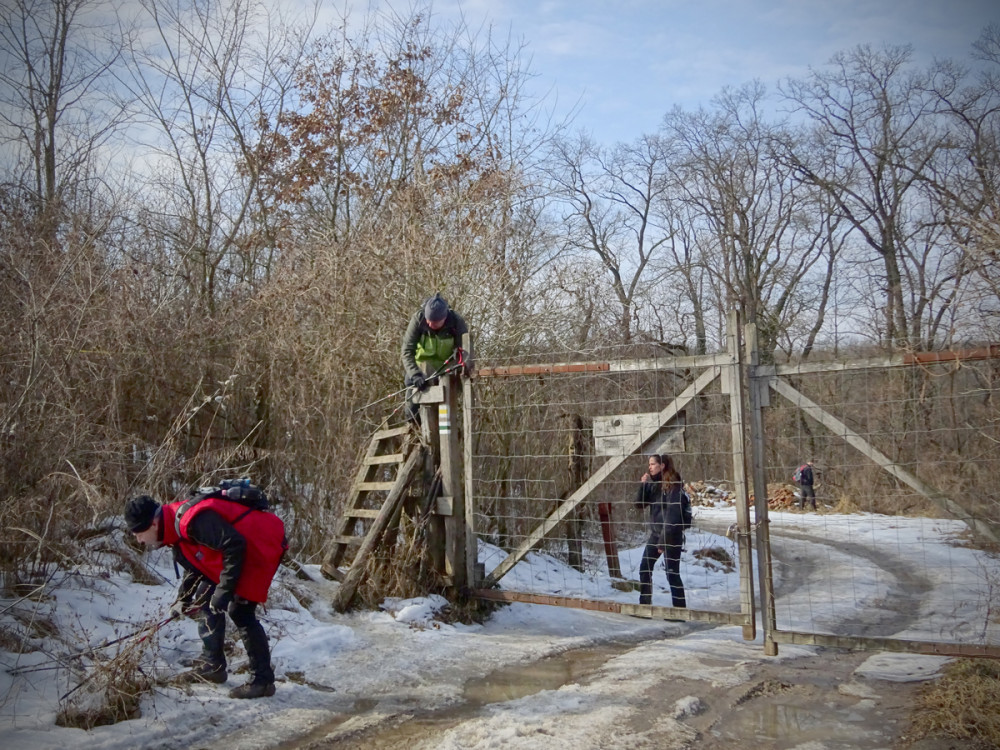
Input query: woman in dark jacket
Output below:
<box><xmin>635</xmin><ymin>453</ymin><xmax>689</xmax><ymax>608</ymax></box>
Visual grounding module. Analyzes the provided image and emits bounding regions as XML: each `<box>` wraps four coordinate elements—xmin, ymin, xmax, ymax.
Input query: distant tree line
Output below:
<box><xmin>0</xmin><ymin>0</ymin><xmax>997</xmax><ymax>581</ymax></box>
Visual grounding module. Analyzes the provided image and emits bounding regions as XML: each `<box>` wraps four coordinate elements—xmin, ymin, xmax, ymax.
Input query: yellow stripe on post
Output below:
<box><xmin>439</xmin><ymin>404</ymin><xmax>450</xmax><ymax>434</ymax></box>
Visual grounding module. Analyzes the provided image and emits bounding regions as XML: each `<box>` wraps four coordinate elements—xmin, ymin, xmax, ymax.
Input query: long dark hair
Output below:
<box><xmin>659</xmin><ymin>454</ymin><xmax>683</xmax><ymax>492</ymax></box>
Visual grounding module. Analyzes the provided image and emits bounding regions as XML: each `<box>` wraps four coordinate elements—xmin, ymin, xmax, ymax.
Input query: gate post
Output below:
<box><xmin>725</xmin><ymin>311</ymin><xmax>756</xmax><ymax>641</ymax></box>
<box><xmin>418</xmin><ymin>381</ymin><xmax>447</xmax><ymax>578</ymax></box>
<box><xmin>439</xmin><ymin>370</ymin><xmax>467</xmax><ymax>590</ymax></box>
<box><xmin>462</xmin><ymin>332</ymin><xmax>480</xmax><ymax>586</ymax></box>
<box><xmin>745</xmin><ymin>321</ymin><xmax>779</xmax><ymax>656</ymax></box>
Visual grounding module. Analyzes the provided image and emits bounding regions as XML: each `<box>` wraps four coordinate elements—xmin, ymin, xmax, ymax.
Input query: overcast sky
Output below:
<box><xmin>364</xmin><ymin>0</ymin><xmax>1000</xmax><ymax>144</ymax></box>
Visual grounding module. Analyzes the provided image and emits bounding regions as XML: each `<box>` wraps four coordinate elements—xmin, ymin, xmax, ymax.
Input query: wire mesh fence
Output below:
<box><xmin>469</xmin><ymin>344</ymin><xmax>750</xmax><ymax>620</ymax></box>
<box><xmin>762</xmin><ymin>351</ymin><xmax>1000</xmax><ymax>650</ymax></box>
<box><xmin>466</xmin><ymin>340</ymin><xmax>1000</xmax><ymax>654</ymax></box>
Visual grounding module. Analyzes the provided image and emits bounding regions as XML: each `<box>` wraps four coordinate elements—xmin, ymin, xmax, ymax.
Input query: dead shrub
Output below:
<box><xmin>355</xmin><ymin>513</ymin><xmax>447</xmax><ymax>609</ymax></box>
<box><xmin>54</xmin><ymin>638</ymin><xmax>155</xmax><ymax>729</ymax></box>
<box><xmin>0</xmin><ymin>624</ymin><xmax>36</xmax><ymax>654</ymax></box>
<box><xmin>352</xmin><ymin>511</ymin><xmax>502</xmax><ymax>625</ymax></box>
<box><xmin>903</xmin><ymin>658</ymin><xmax>1000</xmax><ymax>748</ymax></box>
<box><xmin>692</xmin><ymin>545</ymin><xmax>736</xmax><ymax>573</ymax></box>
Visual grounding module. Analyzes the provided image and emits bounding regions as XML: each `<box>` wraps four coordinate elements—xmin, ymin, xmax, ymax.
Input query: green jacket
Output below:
<box><xmin>401</xmin><ymin>307</ymin><xmax>470</xmax><ymax>381</ymax></box>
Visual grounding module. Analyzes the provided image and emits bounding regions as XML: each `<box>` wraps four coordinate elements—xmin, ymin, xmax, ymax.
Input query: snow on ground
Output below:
<box><xmin>1</xmin><ymin>505</ymin><xmax>998</xmax><ymax>749</ymax></box>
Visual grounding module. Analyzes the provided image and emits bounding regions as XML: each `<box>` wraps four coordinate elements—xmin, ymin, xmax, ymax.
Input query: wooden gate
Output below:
<box><xmin>469</xmin><ymin>312</ymin><xmax>757</xmax><ymax>637</ymax></box>
<box><xmin>464</xmin><ymin>315</ymin><xmax>1000</xmax><ymax>658</ymax></box>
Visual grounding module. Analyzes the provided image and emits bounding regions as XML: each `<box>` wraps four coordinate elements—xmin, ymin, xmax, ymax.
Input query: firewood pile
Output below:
<box><xmin>686</xmin><ymin>480</ymin><xmax>735</xmax><ymax>506</ymax></box>
<box><xmin>687</xmin><ymin>480</ymin><xmax>801</xmax><ymax>510</ymax></box>
<box><xmin>765</xmin><ymin>483</ymin><xmax>799</xmax><ymax>509</ymax></box>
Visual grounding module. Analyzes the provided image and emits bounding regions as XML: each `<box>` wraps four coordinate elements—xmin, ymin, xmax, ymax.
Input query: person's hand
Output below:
<box><xmin>209</xmin><ymin>589</ymin><xmax>233</xmax><ymax>615</ymax></box>
<box><xmin>407</xmin><ymin>373</ymin><xmax>426</xmax><ymax>391</ymax></box>
<box><xmin>170</xmin><ymin>599</ymin><xmax>200</xmax><ymax>619</ymax></box>
<box><xmin>641</xmin><ymin>473</ymin><xmax>650</xmax><ymax>482</ymax></box>
<box><xmin>458</xmin><ymin>348</ymin><xmax>475</xmax><ymax>377</ymax></box>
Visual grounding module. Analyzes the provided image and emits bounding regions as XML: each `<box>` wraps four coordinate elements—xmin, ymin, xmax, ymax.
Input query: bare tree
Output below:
<box><xmin>922</xmin><ymin>25</ymin><xmax>1000</xmax><ymax>339</ymax></box>
<box><xmin>0</xmin><ymin>0</ymin><xmax>130</xmax><ymax>239</ymax></box>
<box><xmin>549</xmin><ymin>133</ymin><xmax>673</xmax><ymax>343</ymax></box>
<box><xmin>117</xmin><ymin>0</ymin><xmax>312</xmax><ymax>310</ymax></box>
<box><xmin>662</xmin><ymin>83</ymin><xmax>828</xmax><ymax>356</ymax></box>
<box><xmin>781</xmin><ymin>44</ymin><xmax>970</xmax><ymax>350</ymax></box>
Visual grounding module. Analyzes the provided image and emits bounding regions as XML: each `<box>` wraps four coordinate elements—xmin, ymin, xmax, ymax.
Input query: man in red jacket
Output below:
<box><xmin>125</xmin><ymin>492</ymin><xmax>285</xmax><ymax>699</ymax></box>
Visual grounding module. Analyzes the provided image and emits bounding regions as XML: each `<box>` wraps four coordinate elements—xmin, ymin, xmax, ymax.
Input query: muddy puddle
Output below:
<box><xmin>281</xmin><ymin>641</ymin><xmax>635</xmax><ymax>749</ymax></box>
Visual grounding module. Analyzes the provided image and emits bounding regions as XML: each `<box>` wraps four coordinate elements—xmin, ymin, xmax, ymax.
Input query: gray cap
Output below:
<box><xmin>423</xmin><ymin>293</ymin><xmax>449</xmax><ymax>324</ymax></box>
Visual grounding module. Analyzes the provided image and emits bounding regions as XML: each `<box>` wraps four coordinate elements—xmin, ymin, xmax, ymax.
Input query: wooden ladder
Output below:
<box><xmin>320</xmin><ymin>424</ymin><xmax>419</xmax><ymax>581</ymax></box>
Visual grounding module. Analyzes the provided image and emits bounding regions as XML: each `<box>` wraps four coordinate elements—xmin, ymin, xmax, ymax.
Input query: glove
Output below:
<box><xmin>209</xmin><ymin>589</ymin><xmax>233</xmax><ymax>615</ymax></box>
<box><xmin>406</xmin><ymin>373</ymin><xmax>427</xmax><ymax>391</ymax></box>
<box><xmin>461</xmin><ymin>353</ymin><xmax>475</xmax><ymax>377</ymax></box>
<box><xmin>170</xmin><ymin>598</ymin><xmax>201</xmax><ymax>619</ymax></box>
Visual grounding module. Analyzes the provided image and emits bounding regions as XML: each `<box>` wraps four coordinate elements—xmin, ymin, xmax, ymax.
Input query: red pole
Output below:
<box><xmin>598</xmin><ymin>502</ymin><xmax>622</xmax><ymax>579</ymax></box>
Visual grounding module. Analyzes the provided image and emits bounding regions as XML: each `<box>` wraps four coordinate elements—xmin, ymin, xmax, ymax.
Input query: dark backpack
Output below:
<box><xmin>173</xmin><ymin>478</ymin><xmax>269</xmax><ymax>535</ymax></box>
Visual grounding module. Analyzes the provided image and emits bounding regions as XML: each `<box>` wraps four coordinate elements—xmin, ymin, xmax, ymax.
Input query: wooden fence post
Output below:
<box><xmin>440</xmin><ymin>371</ymin><xmax>466</xmax><ymax>589</ymax></box>
<box><xmin>744</xmin><ymin>319</ymin><xmax>779</xmax><ymax>656</ymax></box>
<box><xmin>726</xmin><ymin>310</ymin><xmax>757</xmax><ymax>642</ymax></box>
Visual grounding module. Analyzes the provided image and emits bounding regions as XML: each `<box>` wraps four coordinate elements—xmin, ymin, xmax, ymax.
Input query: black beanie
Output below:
<box><xmin>423</xmin><ymin>293</ymin><xmax>449</xmax><ymax>324</ymax></box>
<box><xmin>124</xmin><ymin>495</ymin><xmax>160</xmax><ymax>533</ymax></box>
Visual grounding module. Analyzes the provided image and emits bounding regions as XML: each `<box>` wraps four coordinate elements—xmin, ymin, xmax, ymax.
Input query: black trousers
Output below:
<box><xmin>638</xmin><ymin>535</ymin><xmax>686</xmax><ymax>608</ymax></box>
<box><xmin>799</xmin><ymin>484</ymin><xmax>816</xmax><ymax>509</ymax></box>
<box><xmin>195</xmin><ymin>586</ymin><xmax>274</xmax><ymax>684</ymax></box>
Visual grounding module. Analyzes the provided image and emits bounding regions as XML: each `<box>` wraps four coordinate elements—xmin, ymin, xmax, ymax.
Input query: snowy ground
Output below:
<box><xmin>2</xmin><ymin>504</ymin><xmax>998</xmax><ymax>749</ymax></box>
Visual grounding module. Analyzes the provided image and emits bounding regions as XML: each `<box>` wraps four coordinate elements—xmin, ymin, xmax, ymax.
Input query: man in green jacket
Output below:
<box><xmin>400</xmin><ymin>293</ymin><xmax>471</xmax><ymax>423</ymax></box>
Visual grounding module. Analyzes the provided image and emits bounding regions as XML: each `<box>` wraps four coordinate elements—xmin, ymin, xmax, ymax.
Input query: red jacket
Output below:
<box><xmin>161</xmin><ymin>497</ymin><xmax>287</xmax><ymax>603</ymax></box>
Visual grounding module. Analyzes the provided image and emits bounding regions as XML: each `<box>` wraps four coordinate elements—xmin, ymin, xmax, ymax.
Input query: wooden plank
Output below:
<box><xmin>413</xmin><ymin>384</ymin><xmax>445</xmax><ymax>404</ymax></box>
<box><xmin>356</xmin><ymin>481</ymin><xmax>396</xmax><ymax>492</ymax></box>
<box><xmin>769</xmin><ymin>376</ymin><xmax>1000</xmax><ymax>545</ymax></box>
<box><xmin>373</xmin><ymin>425</ymin><xmax>411</xmax><ymax>441</ymax></box>
<box><xmin>771</xmin><ymin>629</ymin><xmax>1000</xmax><ymax>659</ymax></box>
<box><xmin>481</xmin><ymin>365</ymin><xmax>722</xmax><ymax>588</ymax></box>
<box><xmin>471</xmin><ymin>589</ymin><xmax>751</xmax><ymax>627</ymax></box>
<box><xmin>345</xmin><ymin>509</ymin><xmax>380</xmax><ymax>519</ymax></box>
<box><xmin>772</xmin><ymin>342</ymin><xmax>1000</xmax><ymax>377</ymax></box>
<box><xmin>364</xmin><ymin>454</ymin><xmax>404</xmax><ymax>465</ymax></box>
<box><xmin>593</xmin><ymin>414</ymin><xmax>685</xmax><ymax>456</ymax></box>
<box><xmin>477</xmin><ymin>362</ymin><xmax>610</xmax><ymax>377</ymax></box>
<box><xmin>476</xmin><ymin>352</ymin><xmax>732</xmax><ymax>379</ymax></box>
<box><xmin>333</xmin><ymin>535</ymin><xmax>364</xmax><ymax>545</ymax></box>
<box><xmin>332</xmin><ymin>446</ymin><xmax>424</xmax><ymax>612</ymax></box>
<box><xmin>434</xmin><ymin>495</ymin><xmax>453</xmax><ymax>516</ymax></box>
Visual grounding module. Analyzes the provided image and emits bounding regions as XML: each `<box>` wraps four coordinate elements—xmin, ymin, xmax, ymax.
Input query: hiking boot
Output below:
<box><xmin>176</xmin><ymin>662</ymin><xmax>227</xmax><ymax>685</ymax></box>
<box><xmin>179</xmin><ymin>655</ymin><xmax>214</xmax><ymax>668</ymax></box>
<box><xmin>229</xmin><ymin>681</ymin><xmax>276</xmax><ymax>699</ymax></box>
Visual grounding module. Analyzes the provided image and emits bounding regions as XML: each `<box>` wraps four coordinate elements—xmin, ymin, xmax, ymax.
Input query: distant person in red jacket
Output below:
<box><xmin>125</xmin><ymin>491</ymin><xmax>286</xmax><ymax>699</ymax></box>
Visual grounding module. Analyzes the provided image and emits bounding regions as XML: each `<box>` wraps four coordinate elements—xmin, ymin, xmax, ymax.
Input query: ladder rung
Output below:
<box><xmin>334</xmin><ymin>535</ymin><xmax>364</xmax><ymax>546</ymax></box>
<box><xmin>364</xmin><ymin>454</ymin><xmax>404</xmax><ymax>465</ymax></box>
<box><xmin>373</xmin><ymin>426</ymin><xmax>411</xmax><ymax>441</ymax></box>
<box><xmin>357</xmin><ymin>481</ymin><xmax>396</xmax><ymax>492</ymax></box>
<box><xmin>346</xmin><ymin>508</ymin><xmax>380</xmax><ymax>519</ymax></box>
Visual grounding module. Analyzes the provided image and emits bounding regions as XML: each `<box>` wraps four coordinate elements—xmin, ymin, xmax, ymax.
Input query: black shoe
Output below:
<box><xmin>177</xmin><ymin>663</ymin><xmax>227</xmax><ymax>684</ymax></box>
<box><xmin>229</xmin><ymin>681</ymin><xmax>276</xmax><ymax>699</ymax></box>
